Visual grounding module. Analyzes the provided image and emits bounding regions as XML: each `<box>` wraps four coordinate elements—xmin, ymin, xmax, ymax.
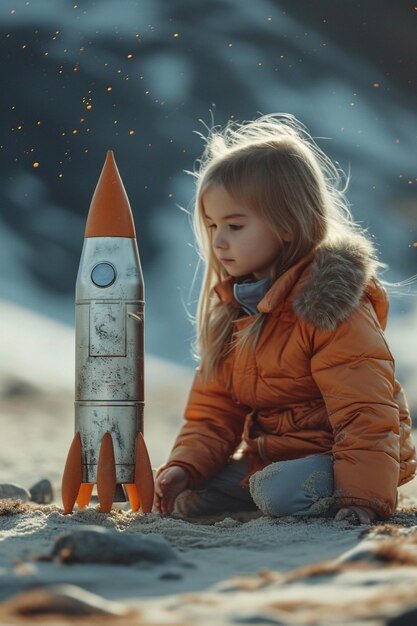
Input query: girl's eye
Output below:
<box><xmin>207</xmin><ymin>224</ymin><xmax>243</xmax><ymax>231</ymax></box>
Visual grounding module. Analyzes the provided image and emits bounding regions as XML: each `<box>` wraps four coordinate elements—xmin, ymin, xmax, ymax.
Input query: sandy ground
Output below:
<box><xmin>1</xmin><ymin>299</ymin><xmax>417</xmax><ymax>625</ymax></box>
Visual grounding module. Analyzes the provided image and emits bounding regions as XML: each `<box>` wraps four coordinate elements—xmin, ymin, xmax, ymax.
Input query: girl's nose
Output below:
<box><xmin>213</xmin><ymin>230</ymin><xmax>227</xmax><ymax>249</ymax></box>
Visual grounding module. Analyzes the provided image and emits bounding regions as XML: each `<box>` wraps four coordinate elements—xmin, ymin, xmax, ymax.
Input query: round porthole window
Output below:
<box><xmin>91</xmin><ymin>262</ymin><xmax>116</xmax><ymax>288</ymax></box>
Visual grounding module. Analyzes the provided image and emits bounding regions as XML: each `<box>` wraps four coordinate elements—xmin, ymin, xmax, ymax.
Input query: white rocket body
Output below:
<box><xmin>75</xmin><ymin>237</ymin><xmax>144</xmax><ymax>484</ymax></box>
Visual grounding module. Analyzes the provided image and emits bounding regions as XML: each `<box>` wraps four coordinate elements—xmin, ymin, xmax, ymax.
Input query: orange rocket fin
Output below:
<box><xmin>97</xmin><ymin>432</ymin><xmax>116</xmax><ymax>513</ymax></box>
<box><xmin>62</xmin><ymin>432</ymin><xmax>82</xmax><ymax>514</ymax></box>
<box><xmin>134</xmin><ymin>432</ymin><xmax>154</xmax><ymax>513</ymax></box>
<box><xmin>77</xmin><ymin>483</ymin><xmax>94</xmax><ymax>509</ymax></box>
<box><xmin>85</xmin><ymin>151</ymin><xmax>136</xmax><ymax>238</ymax></box>
<box><xmin>124</xmin><ymin>483</ymin><xmax>141</xmax><ymax>513</ymax></box>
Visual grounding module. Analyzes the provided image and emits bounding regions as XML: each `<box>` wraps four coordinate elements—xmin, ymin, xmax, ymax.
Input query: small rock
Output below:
<box><xmin>50</xmin><ymin>525</ymin><xmax>178</xmax><ymax>565</ymax></box>
<box><xmin>0</xmin><ymin>484</ymin><xmax>31</xmax><ymax>502</ymax></box>
<box><xmin>159</xmin><ymin>571</ymin><xmax>183</xmax><ymax>581</ymax></box>
<box><xmin>3</xmin><ymin>584</ymin><xmax>129</xmax><ymax>616</ymax></box>
<box><xmin>29</xmin><ymin>479</ymin><xmax>54</xmax><ymax>504</ymax></box>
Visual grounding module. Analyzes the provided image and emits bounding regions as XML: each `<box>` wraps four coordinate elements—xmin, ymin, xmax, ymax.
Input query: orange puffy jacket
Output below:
<box><xmin>163</xmin><ymin>236</ymin><xmax>416</xmax><ymax>518</ymax></box>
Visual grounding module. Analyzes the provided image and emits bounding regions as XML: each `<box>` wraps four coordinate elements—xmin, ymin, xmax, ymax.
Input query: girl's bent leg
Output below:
<box><xmin>173</xmin><ymin>457</ymin><xmax>257</xmax><ymax>517</ymax></box>
<box><xmin>249</xmin><ymin>454</ymin><xmax>334</xmax><ymax>518</ymax></box>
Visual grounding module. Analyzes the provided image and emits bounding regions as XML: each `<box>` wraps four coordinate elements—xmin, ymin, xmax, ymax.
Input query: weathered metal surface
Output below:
<box><xmin>74</xmin><ymin>236</ymin><xmax>144</xmax><ymax>483</ymax></box>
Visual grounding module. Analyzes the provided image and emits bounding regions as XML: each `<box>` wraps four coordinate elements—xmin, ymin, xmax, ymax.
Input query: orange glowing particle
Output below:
<box><xmin>36</xmin><ymin>121</ymin><xmax>41</xmax><ymax>125</ymax></box>
<box><xmin>372</xmin><ymin>82</ymin><xmax>380</xmax><ymax>88</ymax></box>
<box><xmin>72</xmin><ymin>129</ymin><xmax>78</xmax><ymax>135</ymax></box>
<box><xmin>80</xmin><ymin>47</ymin><xmax>85</xmax><ymax>52</ymax></box>
<box><xmin>127</xmin><ymin>53</ymin><xmax>133</xmax><ymax>58</ymax></box>
<box><xmin>33</xmin><ymin>162</ymin><xmax>39</xmax><ymax>168</ymax></box>
<box><xmin>80</xmin><ymin>117</ymin><xmax>85</xmax><ymax>122</ymax></box>
<box><xmin>106</xmin><ymin>87</ymin><xmax>113</xmax><ymax>92</ymax></box>
<box><xmin>73</xmin><ymin>66</ymin><xmax>79</xmax><ymax>72</ymax></box>
<box><xmin>22</xmin><ymin>44</ymin><xmax>27</xmax><ymax>49</ymax></box>
<box><xmin>413</xmin><ymin>242</ymin><xmax>417</xmax><ymax>248</ymax></box>
<box><xmin>129</xmin><ymin>130</ymin><xmax>135</xmax><ymax>135</ymax></box>
<box><xmin>86</xmin><ymin>104</ymin><xmax>92</xmax><ymax>110</ymax></box>
<box><xmin>173</xmin><ymin>33</ymin><xmax>179</xmax><ymax>38</ymax></box>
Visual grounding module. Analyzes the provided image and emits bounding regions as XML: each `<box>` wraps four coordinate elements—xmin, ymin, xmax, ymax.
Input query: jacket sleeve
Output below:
<box><xmin>310</xmin><ymin>298</ymin><xmax>401</xmax><ymax>519</ymax></box>
<box><xmin>159</xmin><ymin>363</ymin><xmax>249</xmax><ymax>488</ymax></box>
<box><xmin>394</xmin><ymin>378</ymin><xmax>417</xmax><ymax>486</ymax></box>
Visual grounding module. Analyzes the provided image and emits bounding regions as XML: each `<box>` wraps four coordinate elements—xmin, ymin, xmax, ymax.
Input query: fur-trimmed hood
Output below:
<box><xmin>214</xmin><ymin>235</ymin><xmax>389</xmax><ymax>331</ymax></box>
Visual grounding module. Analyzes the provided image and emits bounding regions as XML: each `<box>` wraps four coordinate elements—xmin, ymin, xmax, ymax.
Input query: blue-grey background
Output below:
<box><xmin>1</xmin><ymin>0</ymin><xmax>416</xmax><ymax>368</ymax></box>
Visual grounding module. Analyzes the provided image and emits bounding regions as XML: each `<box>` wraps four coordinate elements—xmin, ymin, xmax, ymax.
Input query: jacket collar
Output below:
<box><xmin>213</xmin><ymin>235</ymin><xmax>386</xmax><ymax>330</ymax></box>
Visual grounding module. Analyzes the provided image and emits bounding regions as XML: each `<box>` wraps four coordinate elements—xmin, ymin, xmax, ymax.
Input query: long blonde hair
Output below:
<box><xmin>184</xmin><ymin>112</ymin><xmax>381</xmax><ymax>383</ymax></box>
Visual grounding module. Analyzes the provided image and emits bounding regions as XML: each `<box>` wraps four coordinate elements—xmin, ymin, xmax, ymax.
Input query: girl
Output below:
<box><xmin>153</xmin><ymin>113</ymin><xmax>416</xmax><ymax>524</ymax></box>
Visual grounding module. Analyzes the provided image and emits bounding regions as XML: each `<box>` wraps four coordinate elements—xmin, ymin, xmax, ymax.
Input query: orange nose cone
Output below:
<box><xmin>85</xmin><ymin>151</ymin><xmax>136</xmax><ymax>238</ymax></box>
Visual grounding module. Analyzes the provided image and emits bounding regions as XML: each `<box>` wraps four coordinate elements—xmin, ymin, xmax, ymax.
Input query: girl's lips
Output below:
<box><xmin>220</xmin><ymin>258</ymin><xmax>234</xmax><ymax>263</ymax></box>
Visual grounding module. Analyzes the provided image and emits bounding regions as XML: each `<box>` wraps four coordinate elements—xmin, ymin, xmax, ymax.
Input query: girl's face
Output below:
<box><xmin>202</xmin><ymin>184</ymin><xmax>288</xmax><ymax>280</ymax></box>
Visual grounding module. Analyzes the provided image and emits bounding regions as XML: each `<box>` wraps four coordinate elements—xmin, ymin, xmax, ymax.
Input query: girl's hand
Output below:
<box><xmin>334</xmin><ymin>505</ymin><xmax>376</xmax><ymax>525</ymax></box>
<box><xmin>153</xmin><ymin>466</ymin><xmax>191</xmax><ymax>515</ymax></box>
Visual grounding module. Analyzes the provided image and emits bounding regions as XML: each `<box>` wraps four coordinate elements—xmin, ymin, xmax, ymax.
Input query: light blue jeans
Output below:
<box><xmin>173</xmin><ymin>454</ymin><xmax>335</xmax><ymax>518</ymax></box>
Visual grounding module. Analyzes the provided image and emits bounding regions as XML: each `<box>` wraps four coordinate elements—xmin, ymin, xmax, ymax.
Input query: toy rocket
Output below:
<box><xmin>62</xmin><ymin>151</ymin><xmax>154</xmax><ymax>514</ymax></box>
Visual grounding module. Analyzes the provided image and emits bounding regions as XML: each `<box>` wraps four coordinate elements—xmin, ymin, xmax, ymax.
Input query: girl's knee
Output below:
<box><xmin>249</xmin><ymin>464</ymin><xmax>300</xmax><ymax>516</ymax></box>
<box><xmin>249</xmin><ymin>455</ymin><xmax>334</xmax><ymax>517</ymax></box>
